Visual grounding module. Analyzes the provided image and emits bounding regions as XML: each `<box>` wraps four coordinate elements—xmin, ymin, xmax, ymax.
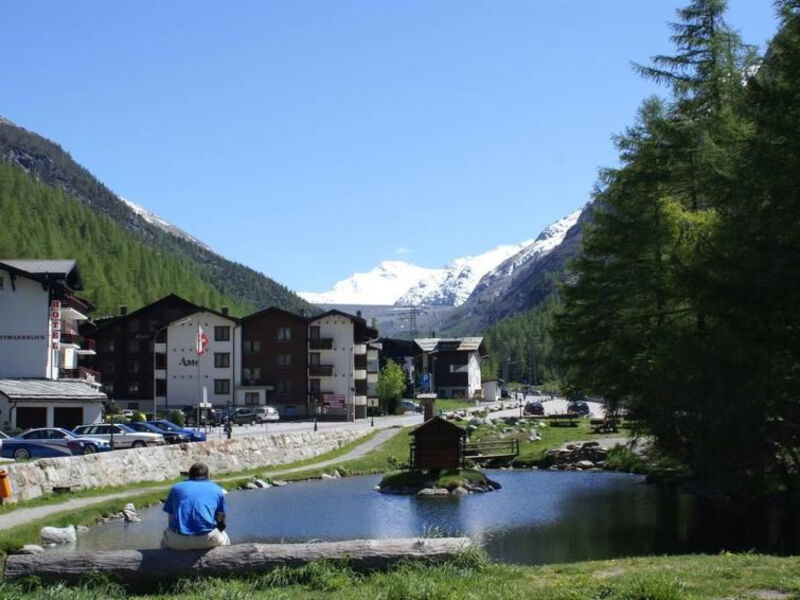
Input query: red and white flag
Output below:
<box><xmin>196</xmin><ymin>325</ymin><xmax>209</xmax><ymax>355</ymax></box>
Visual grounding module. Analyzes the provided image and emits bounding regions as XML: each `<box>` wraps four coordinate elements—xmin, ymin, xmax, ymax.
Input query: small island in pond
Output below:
<box><xmin>379</xmin><ymin>468</ymin><xmax>501</xmax><ymax>496</ymax></box>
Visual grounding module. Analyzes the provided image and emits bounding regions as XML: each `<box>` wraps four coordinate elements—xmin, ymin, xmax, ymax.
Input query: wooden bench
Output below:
<box><xmin>590</xmin><ymin>417</ymin><xmax>619</xmax><ymax>433</ymax></box>
<box><xmin>542</xmin><ymin>413</ymin><xmax>579</xmax><ymax>427</ymax></box>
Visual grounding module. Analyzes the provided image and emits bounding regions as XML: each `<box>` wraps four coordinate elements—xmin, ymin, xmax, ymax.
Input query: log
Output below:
<box><xmin>4</xmin><ymin>537</ymin><xmax>473</xmax><ymax>588</ymax></box>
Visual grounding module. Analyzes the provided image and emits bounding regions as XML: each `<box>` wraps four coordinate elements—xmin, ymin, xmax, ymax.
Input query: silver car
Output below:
<box><xmin>73</xmin><ymin>423</ymin><xmax>164</xmax><ymax>449</ymax></box>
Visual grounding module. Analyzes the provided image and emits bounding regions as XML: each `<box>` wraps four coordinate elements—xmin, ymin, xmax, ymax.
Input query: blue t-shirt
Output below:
<box><xmin>163</xmin><ymin>479</ymin><xmax>228</xmax><ymax>536</ymax></box>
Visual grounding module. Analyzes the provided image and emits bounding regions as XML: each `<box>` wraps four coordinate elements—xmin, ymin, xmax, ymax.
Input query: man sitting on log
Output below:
<box><xmin>161</xmin><ymin>462</ymin><xmax>230</xmax><ymax>550</ymax></box>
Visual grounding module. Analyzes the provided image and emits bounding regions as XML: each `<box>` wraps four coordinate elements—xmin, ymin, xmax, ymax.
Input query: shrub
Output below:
<box><xmin>170</xmin><ymin>409</ymin><xmax>185</xmax><ymax>427</ymax></box>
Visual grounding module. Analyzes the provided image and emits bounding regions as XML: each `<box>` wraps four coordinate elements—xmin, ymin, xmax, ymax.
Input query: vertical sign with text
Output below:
<box><xmin>50</xmin><ymin>300</ymin><xmax>62</xmax><ymax>351</ymax></box>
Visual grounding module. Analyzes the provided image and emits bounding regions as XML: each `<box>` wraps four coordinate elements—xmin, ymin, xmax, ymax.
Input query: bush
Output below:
<box><xmin>131</xmin><ymin>412</ymin><xmax>147</xmax><ymax>423</ymax></box>
<box><xmin>170</xmin><ymin>409</ymin><xmax>185</xmax><ymax>427</ymax></box>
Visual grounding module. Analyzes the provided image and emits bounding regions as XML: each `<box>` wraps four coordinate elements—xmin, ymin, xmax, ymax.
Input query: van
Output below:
<box><xmin>254</xmin><ymin>406</ymin><xmax>280</xmax><ymax>423</ymax></box>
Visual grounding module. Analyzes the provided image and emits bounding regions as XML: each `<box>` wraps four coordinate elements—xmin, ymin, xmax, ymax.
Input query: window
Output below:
<box><xmin>244</xmin><ymin>392</ymin><xmax>260</xmax><ymax>405</ymax></box>
<box><xmin>103</xmin><ymin>340</ymin><xmax>115</xmax><ymax>353</ymax></box>
<box><xmin>309</xmin><ymin>353</ymin><xmax>320</xmax><ymax>366</ymax></box>
<box><xmin>0</xmin><ymin>276</ymin><xmax>4</xmax><ymax>289</ymax></box>
<box><xmin>155</xmin><ymin>379</ymin><xmax>166</xmax><ymax>396</ymax></box>
<box><xmin>128</xmin><ymin>361</ymin><xmax>139</xmax><ymax>374</ymax></box>
<box><xmin>128</xmin><ymin>340</ymin><xmax>139</xmax><ymax>353</ymax></box>
<box><xmin>277</xmin><ymin>353</ymin><xmax>292</xmax><ymax>367</ymax></box>
<box><xmin>309</xmin><ymin>378</ymin><xmax>320</xmax><ymax>393</ymax></box>
<box><xmin>128</xmin><ymin>382</ymin><xmax>139</xmax><ymax>395</ymax></box>
<box><xmin>277</xmin><ymin>327</ymin><xmax>292</xmax><ymax>341</ymax></box>
<box><xmin>243</xmin><ymin>339</ymin><xmax>261</xmax><ymax>353</ymax></box>
<box><xmin>309</xmin><ymin>326</ymin><xmax>320</xmax><ymax>341</ymax></box>
<box><xmin>214</xmin><ymin>352</ymin><xmax>230</xmax><ymax>368</ymax></box>
<box><xmin>214</xmin><ymin>326</ymin><xmax>231</xmax><ymax>341</ymax></box>
<box><xmin>278</xmin><ymin>380</ymin><xmax>292</xmax><ymax>394</ymax></box>
<box><xmin>214</xmin><ymin>379</ymin><xmax>230</xmax><ymax>394</ymax></box>
<box><xmin>243</xmin><ymin>367</ymin><xmax>261</xmax><ymax>382</ymax></box>
<box><xmin>103</xmin><ymin>361</ymin><xmax>115</xmax><ymax>374</ymax></box>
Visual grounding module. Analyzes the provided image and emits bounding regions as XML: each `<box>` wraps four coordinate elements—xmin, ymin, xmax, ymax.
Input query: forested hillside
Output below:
<box><xmin>0</xmin><ymin>163</ymin><xmax>249</xmax><ymax>316</ymax></box>
<box><xmin>554</xmin><ymin>0</ymin><xmax>800</xmax><ymax>497</ymax></box>
<box><xmin>0</xmin><ymin>118</ymin><xmax>313</xmax><ymax>315</ymax></box>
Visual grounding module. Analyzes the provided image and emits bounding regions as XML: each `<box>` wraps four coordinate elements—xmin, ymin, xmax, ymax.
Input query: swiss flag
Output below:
<box><xmin>196</xmin><ymin>325</ymin><xmax>209</xmax><ymax>355</ymax></box>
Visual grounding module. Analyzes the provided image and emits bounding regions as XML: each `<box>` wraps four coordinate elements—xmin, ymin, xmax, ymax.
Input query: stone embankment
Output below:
<box><xmin>3</xmin><ymin>428</ymin><xmax>366</xmax><ymax>503</ymax></box>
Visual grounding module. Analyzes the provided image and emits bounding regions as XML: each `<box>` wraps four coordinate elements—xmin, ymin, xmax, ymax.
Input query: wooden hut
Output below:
<box><xmin>408</xmin><ymin>417</ymin><xmax>466</xmax><ymax>471</ymax></box>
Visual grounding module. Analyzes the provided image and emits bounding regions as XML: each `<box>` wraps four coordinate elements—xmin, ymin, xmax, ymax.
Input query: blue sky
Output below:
<box><xmin>0</xmin><ymin>1</ymin><xmax>779</xmax><ymax>293</ymax></box>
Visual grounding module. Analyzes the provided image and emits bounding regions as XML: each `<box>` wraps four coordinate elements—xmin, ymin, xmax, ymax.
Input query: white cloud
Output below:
<box><xmin>394</xmin><ymin>246</ymin><xmax>412</xmax><ymax>255</ymax></box>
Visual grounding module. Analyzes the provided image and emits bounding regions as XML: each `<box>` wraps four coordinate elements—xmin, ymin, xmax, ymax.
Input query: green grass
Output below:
<box><xmin>379</xmin><ymin>468</ymin><xmax>489</xmax><ymax>491</ymax></box>
<box><xmin>434</xmin><ymin>398</ymin><xmax>481</xmax><ymax>413</ymax></box>
<box><xmin>1</xmin><ymin>553</ymin><xmax>799</xmax><ymax>598</ymax></box>
<box><xmin>458</xmin><ymin>416</ymin><xmax>624</xmax><ymax>466</ymax></box>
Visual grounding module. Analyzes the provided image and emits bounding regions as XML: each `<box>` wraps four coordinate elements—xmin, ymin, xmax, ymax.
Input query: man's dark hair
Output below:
<box><xmin>188</xmin><ymin>462</ymin><xmax>209</xmax><ymax>480</ymax></box>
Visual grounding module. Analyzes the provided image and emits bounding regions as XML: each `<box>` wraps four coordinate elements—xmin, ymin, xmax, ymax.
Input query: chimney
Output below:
<box><xmin>119</xmin><ymin>305</ymin><xmax>128</xmax><ymax>316</ymax></box>
<box><xmin>221</xmin><ymin>306</ymin><xmax>229</xmax><ymax>316</ymax></box>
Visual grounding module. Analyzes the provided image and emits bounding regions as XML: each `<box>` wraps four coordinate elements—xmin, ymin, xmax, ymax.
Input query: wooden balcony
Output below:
<box><xmin>309</xmin><ymin>338</ymin><xmax>333</xmax><ymax>350</ymax></box>
<box><xmin>309</xmin><ymin>365</ymin><xmax>334</xmax><ymax>377</ymax></box>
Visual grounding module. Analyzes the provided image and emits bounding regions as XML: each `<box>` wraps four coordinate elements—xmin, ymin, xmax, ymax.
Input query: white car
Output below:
<box><xmin>73</xmin><ymin>423</ymin><xmax>165</xmax><ymax>449</ymax></box>
<box><xmin>254</xmin><ymin>406</ymin><xmax>280</xmax><ymax>423</ymax></box>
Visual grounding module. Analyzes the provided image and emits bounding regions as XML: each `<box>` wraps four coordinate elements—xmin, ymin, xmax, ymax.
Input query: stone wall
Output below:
<box><xmin>3</xmin><ymin>428</ymin><xmax>367</xmax><ymax>502</ymax></box>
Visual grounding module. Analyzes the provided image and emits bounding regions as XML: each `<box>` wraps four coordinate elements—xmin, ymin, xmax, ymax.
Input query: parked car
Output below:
<box><xmin>147</xmin><ymin>420</ymin><xmax>206</xmax><ymax>442</ymax></box>
<box><xmin>398</xmin><ymin>400</ymin><xmax>421</xmax><ymax>414</ymax></box>
<box><xmin>0</xmin><ymin>427</ymin><xmax>111</xmax><ymax>460</ymax></box>
<box><xmin>182</xmin><ymin>406</ymin><xmax>222</xmax><ymax>427</ymax></box>
<box><xmin>221</xmin><ymin>407</ymin><xmax>259</xmax><ymax>426</ymax></box>
<box><xmin>567</xmin><ymin>401</ymin><xmax>590</xmax><ymax>416</ymax></box>
<box><xmin>73</xmin><ymin>423</ymin><xmax>164</xmax><ymax>449</ymax></box>
<box><xmin>126</xmin><ymin>421</ymin><xmax>189</xmax><ymax>444</ymax></box>
<box><xmin>523</xmin><ymin>401</ymin><xmax>545</xmax><ymax>416</ymax></box>
<box><xmin>254</xmin><ymin>406</ymin><xmax>280</xmax><ymax>423</ymax></box>
<box><xmin>0</xmin><ymin>430</ymin><xmax>8</xmax><ymax>451</ymax></box>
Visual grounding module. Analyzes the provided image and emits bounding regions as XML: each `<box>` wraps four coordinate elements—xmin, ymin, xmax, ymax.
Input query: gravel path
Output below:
<box><xmin>0</xmin><ymin>428</ymin><xmax>403</xmax><ymax>533</ymax></box>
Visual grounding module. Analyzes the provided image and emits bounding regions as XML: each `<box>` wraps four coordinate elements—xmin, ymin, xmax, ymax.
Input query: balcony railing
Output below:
<box><xmin>309</xmin><ymin>365</ymin><xmax>334</xmax><ymax>377</ymax></box>
<box><xmin>309</xmin><ymin>338</ymin><xmax>333</xmax><ymax>350</ymax></box>
<box><xmin>60</xmin><ymin>332</ymin><xmax>80</xmax><ymax>345</ymax></box>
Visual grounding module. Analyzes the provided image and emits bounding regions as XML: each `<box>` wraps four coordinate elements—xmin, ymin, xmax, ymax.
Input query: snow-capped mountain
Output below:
<box><xmin>394</xmin><ymin>241</ymin><xmax>534</xmax><ymax>307</ymax></box>
<box><xmin>472</xmin><ymin>209</ymin><xmax>582</xmax><ymax>293</ymax></box>
<box><xmin>119</xmin><ymin>197</ymin><xmax>211</xmax><ymax>251</ymax></box>
<box><xmin>300</xmin><ymin>209</ymin><xmax>582</xmax><ymax>308</ymax></box>
<box><xmin>300</xmin><ymin>261</ymin><xmax>443</xmax><ymax>305</ymax></box>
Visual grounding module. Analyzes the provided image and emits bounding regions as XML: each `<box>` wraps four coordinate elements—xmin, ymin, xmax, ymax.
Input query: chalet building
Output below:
<box><xmin>376</xmin><ymin>337</ymin><xmax>416</xmax><ymax>387</ymax></box>
<box><xmin>307</xmin><ymin>310</ymin><xmax>378</xmax><ymax>420</ymax></box>
<box><xmin>413</xmin><ymin>337</ymin><xmax>486</xmax><ymax>399</ymax></box>
<box><xmin>81</xmin><ymin>294</ymin><xmax>201</xmax><ymax>413</ymax></box>
<box><xmin>0</xmin><ymin>259</ymin><xmax>105</xmax><ymax>430</ymax></box>
<box><xmin>235</xmin><ymin>307</ymin><xmax>309</xmax><ymax>418</ymax></box>
<box><xmin>159</xmin><ymin>308</ymin><xmax>237</xmax><ymax>410</ymax></box>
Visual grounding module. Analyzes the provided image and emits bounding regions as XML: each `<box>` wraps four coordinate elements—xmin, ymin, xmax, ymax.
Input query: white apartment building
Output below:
<box><xmin>156</xmin><ymin>309</ymin><xmax>237</xmax><ymax>411</ymax></box>
<box><xmin>308</xmin><ymin>310</ymin><xmax>377</xmax><ymax>421</ymax></box>
<box><xmin>0</xmin><ymin>260</ymin><xmax>104</xmax><ymax>430</ymax></box>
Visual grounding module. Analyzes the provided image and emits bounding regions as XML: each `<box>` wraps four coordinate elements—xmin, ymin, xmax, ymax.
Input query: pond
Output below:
<box><xmin>61</xmin><ymin>471</ymin><xmax>800</xmax><ymax>565</ymax></box>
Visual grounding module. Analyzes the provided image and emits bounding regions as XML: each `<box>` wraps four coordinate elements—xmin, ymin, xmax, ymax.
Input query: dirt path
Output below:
<box><xmin>0</xmin><ymin>428</ymin><xmax>402</xmax><ymax>532</ymax></box>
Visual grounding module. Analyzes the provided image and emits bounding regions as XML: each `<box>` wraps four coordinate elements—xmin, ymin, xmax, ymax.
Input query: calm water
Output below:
<box><xmin>63</xmin><ymin>471</ymin><xmax>799</xmax><ymax>565</ymax></box>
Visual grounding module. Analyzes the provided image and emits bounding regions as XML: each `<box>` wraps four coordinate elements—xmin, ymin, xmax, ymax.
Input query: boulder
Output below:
<box><xmin>320</xmin><ymin>473</ymin><xmax>336</xmax><ymax>480</ymax></box>
<box><xmin>40</xmin><ymin>525</ymin><xmax>76</xmax><ymax>545</ymax></box>
<box><xmin>17</xmin><ymin>544</ymin><xmax>45</xmax><ymax>555</ymax></box>
<box><xmin>271</xmin><ymin>480</ymin><xmax>287</xmax><ymax>487</ymax></box>
<box><xmin>253</xmin><ymin>479</ymin><xmax>271</xmax><ymax>489</ymax></box>
<box><xmin>76</xmin><ymin>526</ymin><xmax>90</xmax><ymax>536</ymax></box>
<box><xmin>244</xmin><ymin>482</ymin><xmax>259</xmax><ymax>490</ymax></box>
<box><xmin>577</xmin><ymin>460</ymin><xmax>595</xmax><ymax>469</ymax></box>
<box><xmin>417</xmin><ymin>488</ymin><xmax>449</xmax><ymax>497</ymax></box>
<box><xmin>450</xmin><ymin>486</ymin><xmax>469</xmax><ymax>496</ymax></box>
<box><xmin>123</xmin><ymin>509</ymin><xmax>141</xmax><ymax>523</ymax></box>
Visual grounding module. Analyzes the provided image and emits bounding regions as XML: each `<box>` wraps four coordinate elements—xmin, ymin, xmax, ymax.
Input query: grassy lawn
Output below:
<box><xmin>434</xmin><ymin>398</ymin><xmax>481</xmax><ymax>413</ymax></box>
<box><xmin>459</xmin><ymin>416</ymin><xmax>625</xmax><ymax>466</ymax></box>
<box><xmin>1</xmin><ymin>552</ymin><xmax>799</xmax><ymax>599</ymax></box>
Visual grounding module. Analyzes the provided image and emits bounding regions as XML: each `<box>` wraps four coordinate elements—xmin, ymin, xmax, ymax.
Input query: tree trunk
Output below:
<box><xmin>4</xmin><ymin>538</ymin><xmax>473</xmax><ymax>588</ymax></box>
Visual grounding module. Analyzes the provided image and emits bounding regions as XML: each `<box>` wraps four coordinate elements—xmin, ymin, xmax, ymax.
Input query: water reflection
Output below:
<box><xmin>64</xmin><ymin>471</ymin><xmax>799</xmax><ymax>565</ymax></box>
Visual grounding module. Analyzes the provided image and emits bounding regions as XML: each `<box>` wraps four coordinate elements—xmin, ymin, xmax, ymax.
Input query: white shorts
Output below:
<box><xmin>161</xmin><ymin>527</ymin><xmax>231</xmax><ymax>550</ymax></box>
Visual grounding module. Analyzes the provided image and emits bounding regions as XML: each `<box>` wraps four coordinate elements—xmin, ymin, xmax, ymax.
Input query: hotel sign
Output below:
<box><xmin>50</xmin><ymin>300</ymin><xmax>62</xmax><ymax>350</ymax></box>
<box><xmin>322</xmin><ymin>394</ymin><xmax>346</xmax><ymax>409</ymax></box>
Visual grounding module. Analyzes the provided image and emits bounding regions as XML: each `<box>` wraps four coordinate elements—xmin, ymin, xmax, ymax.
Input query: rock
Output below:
<box><xmin>124</xmin><ymin>502</ymin><xmax>136</xmax><ymax>512</ymax></box>
<box><xmin>417</xmin><ymin>488</ymin><xmax>448</xmax><ymax>497</ymax></box>
<box><xmin>76</xmin><ymin>526</ymin><xmax>90</xmax><ymax>536</ymax></box>
<box><xmin>528</xmin><ymin>433</ymin><xmax>542</xmax><ymax>442</ymax></box>
<box><xmin>450</xmin><ymin>486</ymin><xmax>469</xmax><ymax>496</ymax></box>
<box><xmin>332</xmin><ymin>470</ymin><xmax>342</xmax><ymax>479</ymax></box>
<box><xmin>17</xmin><ymin>544</ymin><xmax>45</xmax><ymax>554</ymax></box>
<box><xmin>244</xmin><ymin>482</ymin><xmax>259</xmax><ymax>490</ymax></box>
<box><xmin>581</xmin><ymin>441</ymin><xmax>600</xmax><ymax>449</ymax></box>
<box><xmin>40</xmin><ymin>525</ymin><xmax>76</xmax><ymax>545</ymax></box>
<box><xmin>577</xmin><ymin>460</ymin><xmax>595</xmax><ymax>469</ymax></box>
<box><xmin>253</xmin><ymin>479</ymin><xmax>271</xmax><ymax>489</ymax></box>
<box><xmin>123</xmin><ymin>509</ymin><xmax>141</xmax><ymax>523</ymax></box>
<box><xmin>271</xmin><ymin>480</ymin><xmax>287</xmax><ymax>487</ymax></box>
<box><xmin>320</xmin><ymin>473</ymin><xmax>336</xmax><ymax>480</ymax></box>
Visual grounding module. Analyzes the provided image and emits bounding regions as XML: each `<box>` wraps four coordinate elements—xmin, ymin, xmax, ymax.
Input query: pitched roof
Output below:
<box><xmin>0</xmin><ymin>379</ymin><xmax>106</xmax><ymax>401</ymax></box>
<box><xmin>414</xmin><ymin>337</ymin><xmax>484</xmax><ymax>353</ymax></box>
<box><xmin>86</xmin><ymin>294</ymin><xmax>201</xmax><ymax>335</ymax></box>
<box><xmin>239</xmin><ymin>306</ymin><xmax>307</xmax><ymax>324</ymax></box>
<box><xmin>0</xmin><ymin>259</ymin><xmax>83</xmax><ymax>291</ymax></box>
<box><xmin>409</xmin><ymin>416</ymin><xmax>466</xmax><ymax>437</ymax></box>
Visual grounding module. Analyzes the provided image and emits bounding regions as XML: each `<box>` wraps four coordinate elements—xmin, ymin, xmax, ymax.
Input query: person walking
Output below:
<box><xmin>161</xmin><ymin>461</ymin><xmax>230</xmax><ymax>550</ymax></box>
